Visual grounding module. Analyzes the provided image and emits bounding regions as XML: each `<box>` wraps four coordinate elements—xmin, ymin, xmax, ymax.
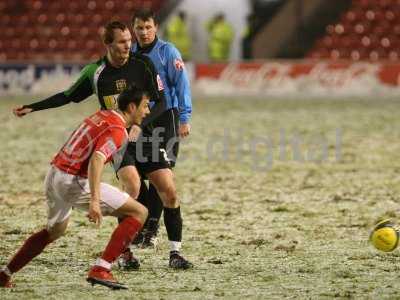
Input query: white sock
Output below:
<box><xmin>1</xmin><ymin>266</ymin><xmax>12</xmax><ymax>277</ymax></box>
<box><xmin>170</xmin><ymin>241</ymin><xmax>182</xmax><ymax>252</ymax></box>
<box><xmin>95</xmin><ymin>258</ymin><xmax>111</xmax><ymax>270</ymax></box>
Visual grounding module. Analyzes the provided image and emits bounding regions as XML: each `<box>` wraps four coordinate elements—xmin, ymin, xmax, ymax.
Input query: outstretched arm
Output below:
<box><xmin>13</xmin><ymin>92</ymin><xmax>73</xmax><ymax>117</ymax></box>
<box><xmin>13</xmin><ymin>62</ymin><xmax>97</xmax><ymax>117</ymax></box>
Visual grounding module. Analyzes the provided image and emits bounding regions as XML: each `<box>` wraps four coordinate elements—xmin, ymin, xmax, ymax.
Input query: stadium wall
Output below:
<box><xmin>0</xmin><ymin>63</ymin><xmax>82</xmax><ymax>96</ymax></box>
<box><xmin>2</xmin><ymin>61</ymin><xmax>400</xmax><ymax>98</ymax></box>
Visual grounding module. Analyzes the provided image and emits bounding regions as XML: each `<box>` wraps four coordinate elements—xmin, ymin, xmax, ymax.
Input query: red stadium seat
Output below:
<box><xmin>384</xmin><ymin>10</ymin><xmax>396</xmax><ymax>22</ymax></box>
<box><xmin>66</xmin><ymin>2</ymin><xmax>80</xmax><ymax>13</ymax></box>
<box><xmin>48</xmin><ymin>39</ymin><xmax>58</xmax><ymax>50</ymax></box>
<box><xmin>16</xmin><ymin>15</ymin><xmax>30</xmax><ymax>27</ymax></box>
<box><xmin>92</xmin><ymin>14</ymin><xmax>104</xmax><ymax>25</ymax></box>
<box><xmin>48</xmin><ymin>2</ymin><xmax>63</xmax><ymax>13</ymax></box>
<box><xmin>1</xmin><ymin>0</ymin><xmax>165</xmax><ymax>61</ymax></box>
<box><xmin>74</xmin><ymin>14</ymin><xmax>85</xmax><ymax>25</ymax></box>
<box><xmin>344</xmin><ymin>11</ymin><xmax>357</xmax><ymax>23</ymax></box>
<box><xmin>380</xmin><ymin>36</ymin><xmax>390</xmax><ymax>48</ymax></box>
<box><xmin>0</xmin><ymin>1</ymin><xmax>6</xmax><ymax>12</ymax></box>
<box><xmin>329</xmin><ymin>49</ymin><xmax>345</xmax><ymax>60</ymax></box>
<box><xmin>87</xmin><ymin>0</ymin><xmax>97</xmax><ymax>11</ymax></box>
<box><xmin>37</xmin><ymin>14</ymin><xmax>49</xmax><ymax>25</ymax></box>
<box><xmin>340</xmin><ymin>35</ymin><xmax>358</xmax><ymax>48</ymax></box>
<box><xmin>5</xmin><ymin>27</ymin><xmax>16</xmax><ymax>39</ymax></box>
<box><xmin>29</xmin><ymin>39</ymin><xmax>39</xmax><ymax>51</ymax></box>
<box><xmin>369</xmin><ymin>49</ymin><xmax>386</xmax><ymax>60</ymax></box>
<box><xmin>308</xmin><ymin>0</ymin><xmax>400</xmax><ymax>60</ymax></box>
<box><xmin>85</xmin><ymin>40</ymin><xmax>97</xmax><ymax>51</ymax></box>
<box><xmin>10</xmin><ymin>40</ymin><xmax>21</xmax><ymax>51</ymax></box>
<box><xmin>358</xmin><ymin>0</ymin><xmax>372</xmax><ymax>9</ymax></box>
<box><xmin>105</xmin><ymin>1</ymin><xmax>116</xmax><ymax>10</ymax></box>
<box><xmin>123</xmin><ymin>1</ymin><xmax>136</xmax><ymax>10</ymax></box>
<box><xmin>378</xmin><ymin>0</ymin><xmax>391</xmax><ymax>9</ymax></box>
<box><xmin>354</xmin><ymin>22</ymin><xmax>372</xmax><ymax>35</ymax></box>
<box><xmin>59</xmin><ymin>26</ymin><xmax>71</xmax><ymax>37</ymax></box>
<box><xmin>79</xmin><ymin>27</ymin><xmax>90</xmax><ymax>38</ymax></box>
<box><xmin>350</xmin><ymin>49</ymin><xmax>363</xmax><ymax>60</ymax></box>
<box><xmin>388</xmin><ymin>50</ymin><xmax>399</xmax><ymax>61</ymax></box>
<box><xmin>373</xmin><ymin>20</ymin><xmax>391</xmax><ymax>36</ymax></box>
<box><xmin>67</xmin><ymin>40</ymin><xmax>78</xmax><ymax>51</ymax></box>
<box><xmin>393</xmin><ymin>24</ymin><xmax>400</xmax><ymax>35</ymax></box>
<box><xmin>0</xmin><ymin>14</ymin><xmax>11</xmax><ymax>26</ymax></box>
<box><xmin>31</xmin><ymin>0</ymin><xmax>43</xmax><ymax>11</ymax></box>
<box><xmin>55</xmin><ymin>13</ymin><xmax>66</xmax><ymax>24</ymax></box>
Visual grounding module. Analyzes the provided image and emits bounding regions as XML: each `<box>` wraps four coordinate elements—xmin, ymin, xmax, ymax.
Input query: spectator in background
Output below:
<box><xmin>242</xmin><ymin>14</ymin><xmax>256</xmax><ymax>60</ymax></box>
<box><xmin>206</xmin><ymin>13</ymin><xmax>234</xmax><ymax>62</ymax></box>
<box><xmin>165</xmin><ymin>11</ymin><xmax>191</xmax><ymax>61</ymax></box>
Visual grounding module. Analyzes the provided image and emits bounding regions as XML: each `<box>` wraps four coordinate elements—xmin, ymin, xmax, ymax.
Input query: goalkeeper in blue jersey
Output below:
<box><xmin>117</xmin><ymin>9</ymin><xmax>193</xmax><ymax>270</ymax></box>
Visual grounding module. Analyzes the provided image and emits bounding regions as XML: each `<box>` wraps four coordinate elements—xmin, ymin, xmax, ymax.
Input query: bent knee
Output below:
<box><xmin>124</xmin><ymin>201</ymin><xmax>148</xmax><ymax>224</ymax></box>
<box><xmin>118</xmin><ymin>167</ymin><xmax>140</xmax><ymax>199</ymax></box>
<box><xmin>124</xmin><ymin>182</ymin><xmax>140</xmax><ymax>199</ymax></box>
<box><xmin>137</xmin><ymin>203</ymin><xmax>148</xmax><ymax>220</ymax></box>
<box><xmin>162</xmin><ymin>186</ymin><xmax>179</xmax><ymax>207</ymax></box>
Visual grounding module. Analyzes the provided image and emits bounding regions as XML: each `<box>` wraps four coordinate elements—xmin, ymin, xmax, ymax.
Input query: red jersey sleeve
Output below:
<box><xmin>94</xmin><ymin>127</ymin><xmax>127</xmax><ymax>162</ymax></box>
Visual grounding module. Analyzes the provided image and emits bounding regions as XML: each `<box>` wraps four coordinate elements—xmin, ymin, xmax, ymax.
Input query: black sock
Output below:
<box><xmin>163</xmin><ymin>206</ymin><xmax>182</xmax><ymax>242</ymax></box>
<box><xmin>137</xmin><ymin>178</ymin><xmax>149</xmax><ymax>207</ymax></box>
<box><xmin>148</xmin><ymin>183</ymin><xmax>164</xmax><ymax>220</ymax></box>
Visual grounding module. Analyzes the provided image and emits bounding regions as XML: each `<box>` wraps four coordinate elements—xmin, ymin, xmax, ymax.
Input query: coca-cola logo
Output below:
<box><xmin>308</xmin><ymin>63</ymin><xmax>379</xmax><ymax>87</ymax></box>
<box><xmin>196</xmin><ymin>61</ymin><xmax>400</xmax><ymax>97</ymax></box>
<box><xmin>218</xmin><ymin>62</ymin><xmax>379</xmax><ymax>89</ymax></box>
<box><xmin>220</xmin><ymin>63</ymin><xmax>291</xmax><ymax>88</ymax></box>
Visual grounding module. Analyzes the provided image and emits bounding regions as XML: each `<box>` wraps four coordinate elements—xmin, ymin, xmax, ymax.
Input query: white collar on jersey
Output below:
<box><xmin>111</xmin><ymin>110</ymin><xmax>127</xmax><ymax>126</ymax></box>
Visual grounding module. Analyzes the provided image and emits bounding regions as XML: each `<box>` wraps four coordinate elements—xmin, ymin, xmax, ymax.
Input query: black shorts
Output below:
<box><xmin>115</xmin><ymin>108</ymin><xmax>180</xmax><ymax>176</ymax></box>
<box><xmin>149</xmin><ymin>107</ymin><xmax>180</xmax><ymax>167</ymax></box>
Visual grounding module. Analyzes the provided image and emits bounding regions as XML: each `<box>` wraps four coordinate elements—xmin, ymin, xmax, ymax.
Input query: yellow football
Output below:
<box><xmin>370</xmin><ymin>219</ymin><xmax>399</xmax><ymax>252</ymax></box>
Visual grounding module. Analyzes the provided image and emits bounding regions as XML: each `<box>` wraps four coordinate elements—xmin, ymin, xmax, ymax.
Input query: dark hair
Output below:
<box><xmin>103</xmin><ymin>21</ymin><xmax>128</xmax><ymax>44</ymax></box>
<box><xmin>117</xmin><ymin>85</ymin><xmax>149</xmax><ymax>111</ymax></box>
<box><xmin>131</xmin><ymin>9</ymin><xmax>158</xmax><ymax>25</ymax></box>
<box><xmin>178</xmin><ymin>11</ymin><xmax>186</xmax><ymax>20</ymax></box>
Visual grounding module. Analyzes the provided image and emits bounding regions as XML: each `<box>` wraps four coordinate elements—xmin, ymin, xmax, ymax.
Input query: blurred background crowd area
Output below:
<box><xmin>2</xmin><ymin>0</ymin><xmax>400</xmax><ymax>63</ymax></box>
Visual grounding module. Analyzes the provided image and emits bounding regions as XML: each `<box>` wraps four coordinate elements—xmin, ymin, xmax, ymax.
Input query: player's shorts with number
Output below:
<box><xmin>114</xmin><ymin>108</ymin><xmax>180</xmax><ymax>176</ymax></box>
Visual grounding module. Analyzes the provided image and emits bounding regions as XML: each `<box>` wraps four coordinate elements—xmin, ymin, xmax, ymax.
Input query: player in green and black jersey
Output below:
<box><xmin>14</xmin><ymin>24</ymin><xmax>165</xmax><ymax>127</ymax></box>
<box><xmin>13</xmin><ymin>21</ymin><xmax>192</xmax><ymax>270</ymax></box>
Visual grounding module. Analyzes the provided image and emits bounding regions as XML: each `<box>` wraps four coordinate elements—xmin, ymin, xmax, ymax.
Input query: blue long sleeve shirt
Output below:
<box><xmin>132</xmin><ymin>37</ymin><xmax>192</xmax><ymax>123</ymax></box>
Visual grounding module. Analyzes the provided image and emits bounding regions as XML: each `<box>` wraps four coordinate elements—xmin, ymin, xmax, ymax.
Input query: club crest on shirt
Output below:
<box><xmin>115</xmin><ymin>79</ymin><xmax>127</xmax><ymax>92</ymax></box>
<box><xmin>174</xmin><ymin>59</ymin><xmax>185</xmax><ymax>71</ymax></box>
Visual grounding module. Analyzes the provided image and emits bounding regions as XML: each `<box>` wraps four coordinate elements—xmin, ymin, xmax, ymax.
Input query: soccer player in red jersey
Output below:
<box><xmin>0</xmin><ymin>85</ymin><xmax>150</xmax><ymax>290</ymax></box>
<box><xmin>13</xmin><ymin>20</ymin><xmax>193</xmax><ymax>270</ymax></box>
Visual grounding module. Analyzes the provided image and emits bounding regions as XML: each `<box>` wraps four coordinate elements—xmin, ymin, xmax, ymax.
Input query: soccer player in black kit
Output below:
<box><xmin>13</xmin><ymin>21</ymin><xmax>192</xmax><ymax>269</ymax></box>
